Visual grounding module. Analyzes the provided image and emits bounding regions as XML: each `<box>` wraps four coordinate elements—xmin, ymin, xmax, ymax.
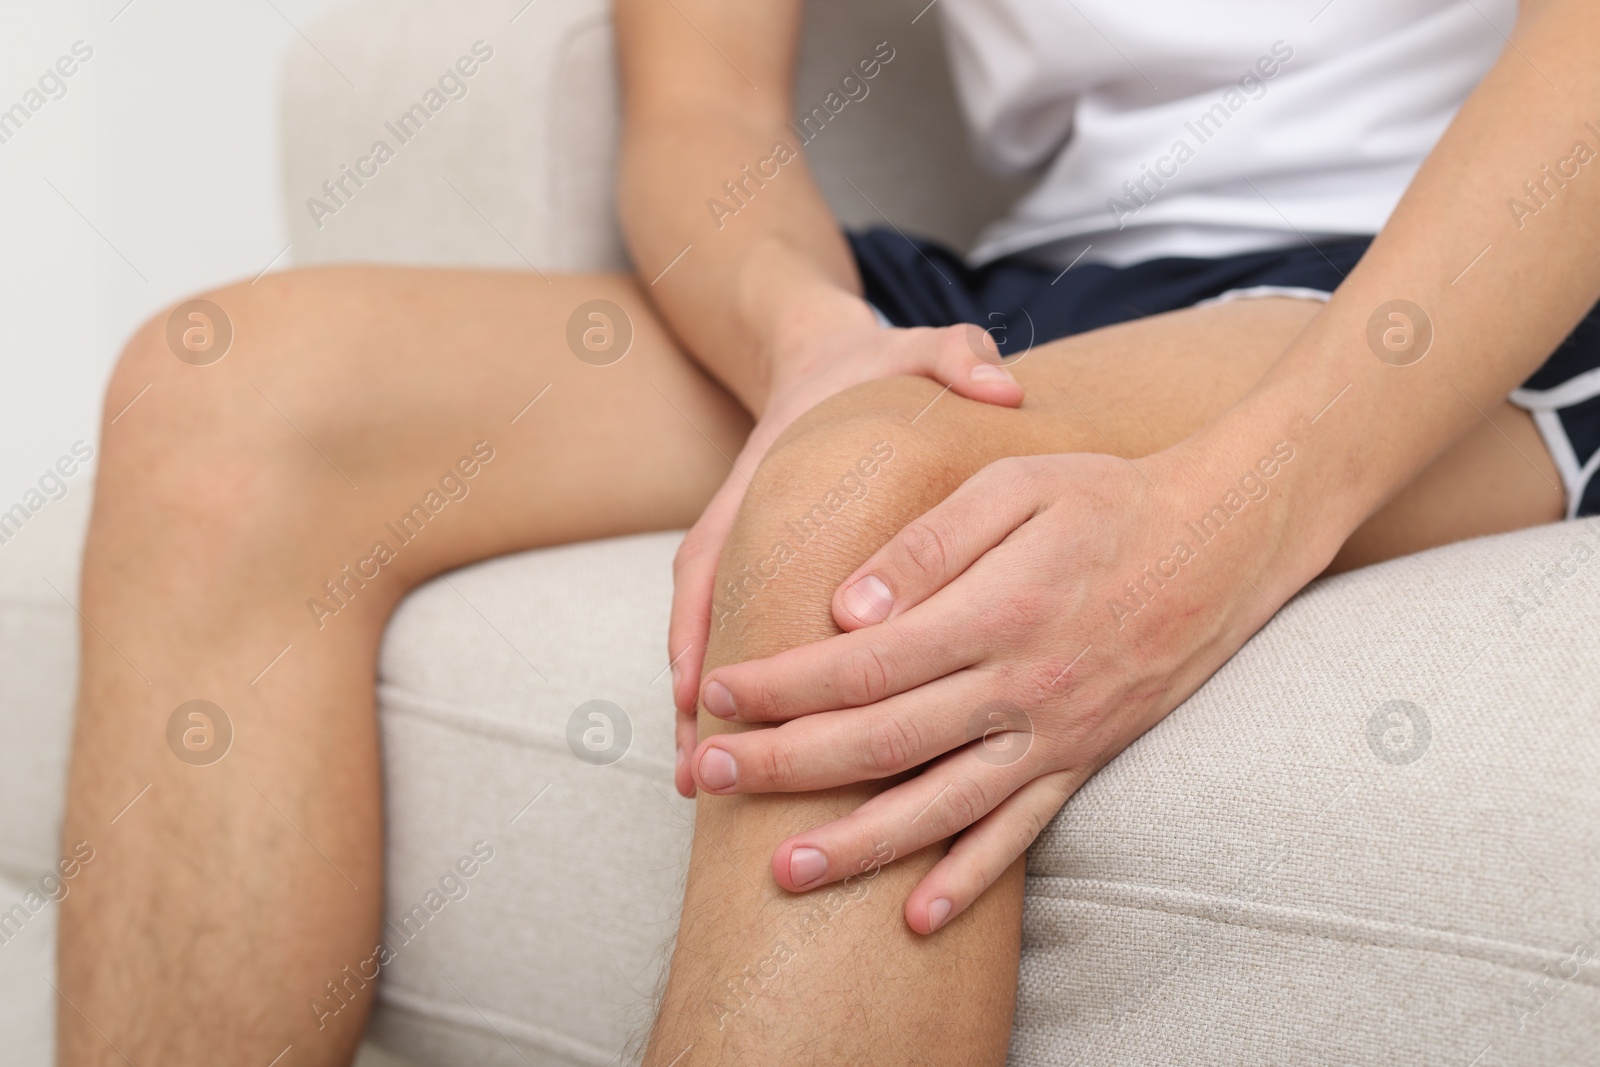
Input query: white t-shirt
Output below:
<box><xmin>938</xmin><ymin>0</ymin><xmax>1515</xmax><ymax>265</ymax></box>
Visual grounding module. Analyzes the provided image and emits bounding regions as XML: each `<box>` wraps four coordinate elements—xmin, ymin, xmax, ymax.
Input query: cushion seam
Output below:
<box><xmin>1024</xmin><ymin>882</ymin><xmax>1600</xmax><ymax>984</ymax></box>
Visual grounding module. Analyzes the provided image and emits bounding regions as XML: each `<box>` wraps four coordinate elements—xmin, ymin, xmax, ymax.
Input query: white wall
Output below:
<box><xmin>0</xmin><ymin>0</ymin><xmax>356</xmax><ymax>500</ymax></box>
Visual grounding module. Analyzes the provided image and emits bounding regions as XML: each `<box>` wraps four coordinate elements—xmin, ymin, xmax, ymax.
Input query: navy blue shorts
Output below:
<box><xmin>847</xmin><ymin>228</ymin><xmax>1600</xmax><ymax>519</ymax></box>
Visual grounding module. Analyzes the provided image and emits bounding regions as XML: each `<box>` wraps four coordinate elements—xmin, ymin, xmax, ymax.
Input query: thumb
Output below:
<box><xmin>831</xmin><ymin>458</ymin><xmax>1037</xmax><ymax>631</ymax></box>
<box><xmin>906</xmin><ymin>324</ymin><xmax>1024</xmax><ymax>408</ymax></box>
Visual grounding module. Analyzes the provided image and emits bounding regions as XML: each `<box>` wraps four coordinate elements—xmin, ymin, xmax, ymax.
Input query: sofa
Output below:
<box><xmin>3</xmin><ymin>0</ymin><xmax>1599</xmax><ymax>1063</ymax></box>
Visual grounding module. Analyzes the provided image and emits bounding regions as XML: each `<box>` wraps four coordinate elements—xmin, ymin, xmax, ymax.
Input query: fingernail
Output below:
<box><xmin>671</xmin><ymin>663</ymin><xmax>682</xmax><ymax>692</ymax></box>
<box><xmin>969</xmin><ymin>363</ymin><xmax>1015</xmax><ymax>383</ymax></box>
<box><xmin>789</xmin><ymin>846</ymin><xmax>827</xmax><ymax>887</ymax></box>
<box><xmin>841</xmin><ymin>575</ymin><xmax>893</xmax><ymax>624</ymax></box>
<box><xmin>927</xmin><ymin>897</ymin><xmax>952</xmax><ymax>931</ymax></box>
<box><xmin>675</xmin><ymin>746</ymin><xmax>686</xmax><ymax>781</ymax></box>
<box><xmin>698</xmin><ymin>747</ymin><xmax>737</xmax><ymax>791</ymax></box>
<box><xmin>702</xmin><ymin>680</ymin><xmax>737</xmax><ymax>718</ymax></box>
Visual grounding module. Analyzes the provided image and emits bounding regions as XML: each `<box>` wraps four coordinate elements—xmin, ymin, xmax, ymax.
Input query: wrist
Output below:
<box><xmin>766</xmin><ymin>284</ymin><xmax>876</xmax><ymax>363</ymax></box>
<box><xmin>736</xmin><ymin>239</ymin><xmax>876</xmax><ymax>409</ymax></box>
<box><xmin>1163</xmin><ymin>390</ymin><xmax>1354</xmax><ymax>589</ymax></box>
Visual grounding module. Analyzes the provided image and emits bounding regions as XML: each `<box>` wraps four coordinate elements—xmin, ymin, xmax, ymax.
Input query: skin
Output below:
<box><xmin>641</xmin><ymin>303</ymin><xmax>1558</xmax><ymax>1064</ymax></box>
<box><xmin>56</xmin><ymin>268</ymin><xmax>749</xmax><ymax>1065</ymax></box>
<box><xmin>675</xmin><ymin>0</ymin><xmax>1600</xmax><ymax>932</ymax></box>
<box><xmin>56</xmin><ymin>0</ymin><xmax>1585</xmax><ymax>1065</ymax></box>
<box><xmin>56</xmin><ymin>276</ymin><xmax>1555</xmax><ymax>1067</ymax></box>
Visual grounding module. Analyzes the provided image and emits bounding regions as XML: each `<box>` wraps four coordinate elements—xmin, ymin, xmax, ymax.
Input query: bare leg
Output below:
<box><xmin>61</xmin><ymin>278</ymin><xmax>1559</xmax><ymax>1065</ymax></box>
<box><xmin>644</xmin><ymin>295</ymin><xmax>1561</xmax><ymax>1064</ymax></box>
<box><xmin>57</xmin><ymin>266</ymin><xmax>749</xmax><ymax>1065</ymax></box>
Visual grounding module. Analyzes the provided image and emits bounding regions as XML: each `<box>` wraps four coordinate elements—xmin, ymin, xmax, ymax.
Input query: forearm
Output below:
<box><xmin>616</xmin><ymin>2</ymin><xmax>870</xmax><ymax>415</ymax></box>
<box><xmin>1203</xmin><ymin>0</ymin><xmax>1600</xmax><ymax>566</ymax></box>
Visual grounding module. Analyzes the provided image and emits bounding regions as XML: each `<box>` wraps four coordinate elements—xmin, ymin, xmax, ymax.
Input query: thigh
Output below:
<box><xmin>98</xmin><ymin>265</ymin><xmax>753</xmax><ymax>604</ymax></box>
<box><xmin>885</xmin><ymin>293</ymin><xmax>1561</xmax><ymax>569</ymax></box>
<box><xmin>996</xmin><ymin>294</ymin><xmax>1563</xmax><ymax>570</ymax></box>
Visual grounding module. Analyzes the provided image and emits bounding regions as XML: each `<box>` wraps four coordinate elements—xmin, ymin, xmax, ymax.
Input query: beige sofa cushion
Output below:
<box><xmin>361</xmin><ymin>520</ymin><xmax>1600</xmax><ymax>1066</ymax></box>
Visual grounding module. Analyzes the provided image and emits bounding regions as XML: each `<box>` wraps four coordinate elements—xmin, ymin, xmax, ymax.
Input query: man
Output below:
<box><xmin>60</xmin><ymin>0</ymin><xmax>1597</xmax><ymax>1063</ymax></box>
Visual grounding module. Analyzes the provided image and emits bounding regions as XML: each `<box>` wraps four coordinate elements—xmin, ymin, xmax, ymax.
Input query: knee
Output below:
<box><xmin>748</xmin><ymin>375</ymin><xmax>1014</xmax><ymax>518</ymax></box>
<box><xmin>713</xmin><ymin>377</ymin><xmax>1013</xmax><ymax>640</ymax></box>
<box><xmin>107</xmin><ymin>268</ymin><xmax>357</xmax><ymax>432</ymax></box>
<box><xmin>743</xmin><ymin>378</ymin><xmax>936</xmax><ymax>535</ymax></box>
<box><xmin>765</xmin><ymin>375</ymin><xmax>944</xmax><ymax>462</ymax></box>
<box><xmin>97</xmin><ymin>271</ymin><xmax>357</xmax><ymax>531</ymax></box>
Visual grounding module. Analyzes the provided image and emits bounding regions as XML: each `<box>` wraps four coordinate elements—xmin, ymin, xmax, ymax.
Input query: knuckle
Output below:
<box><xmin>840</xmin><ymin>640</ymin><xmax>893</xmax><ymax>705</ymax></box>
<box><xmin>952</xmin><ymin>322</ymin><xmax>995</xmax><ymax>362</ymax></box>
<box><xmin>1017</xmin><ymin>802</ymin><xmax>1055</xmax><ymax>852</ymax></box>
<box><xmin>982</xmin><ymin>455</ymin><xmax>1037</xmax><ymax>496</ymax></box>
<box><xmin>956</xmin><ymin>855</ymin><xmax>1000</xmax><ymax>901</ymax></box>
<box><xmin>1015</xmin><ymin>778</ymin><xmax>1074</xmax><ymax>852</ymax></box>
<box><xmin>1011</xmin><ymin>652</ymin><xmax>1077</xmax><ymax>704</ymax></box>
<box><xmin>995</xmin><ymin>589</ymin><xmax>1054</xmax><ymax>637</ymax></box>
<box><xmin>743</xmin><ymin>676</ymin><xmax>785</xmax><ymax>721</ymax></box>
<box><xmin>865</xmin><ymin>713</ymin><xmax>923</xmax><ymax>775</ymax></box>
<box><xmin>940</xmin><ymin>775</ymin><xmax>991</xmax><ymax>830</ymax></box>
<box><xmin>895</xmin><ymin>518</ymin><xmax>953</xmax><ymax>581</ymax></box>
<box><xmin>935</xmin><ymin>324</ymin><xmax>969</xmax><ymax>360</ymax></box>
<box><xmin>754</xmin><ymin>734</ymin><xmax>802</xmax><ymax>790</ymax></box>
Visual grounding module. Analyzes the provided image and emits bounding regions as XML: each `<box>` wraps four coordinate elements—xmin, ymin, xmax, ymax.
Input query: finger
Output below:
<box><xmin>904</xmin><ymin>770</ymin><xmax>1077</xmax><ymax>934</ymax></box>
<box><xmin>667</xmin><ymin>526</ymin><xmax>713</xmax><ymax>720</ymax></box>
<box><xmin>692</xmin><ymin>674</ymin><xmax>985</xmax><ymax>795</ymax></box>
<box><xmin>668</xmin><ymin>478</ymin><xmax>747</xmax><ymax>797</ymax></box>
<box><xmin>667</xmin><ymin>485</ymin><xmax>737</xmax><ymax>711</ymax></box>
<box><xmin>833</xmin><ymin>459</ymin><xmax>1041</xmax><ymax>630</ymax></box>
<box><xmin>767</xmin><ymin>747</ymin><xmax>1036</xmax><ymax>893</ymax></box>
<box><xmin>668</xmin><ymin>410</ymin><xmax>796</xmax><ymax>721</ymax></box>
<box><xmin>699</xmin><ymin>610</ymin><xmax>978</xmax><ymax>723</ymax></box>
<box><xmin>894</xmin><ymin>325</ymin><xmax>1024</xmax><ymax>408</ymax></box>
<box><xmin>668</xmin><ymin>529</ymin><xmax>712</xmax><ymax>798</ymax></box>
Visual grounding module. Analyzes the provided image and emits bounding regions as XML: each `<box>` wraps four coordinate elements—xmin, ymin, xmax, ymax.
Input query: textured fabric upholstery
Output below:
<box><xmin>362</xmin><ymin>521</ymin><xmax>1600</xmax><ymax>1066</ymax></box>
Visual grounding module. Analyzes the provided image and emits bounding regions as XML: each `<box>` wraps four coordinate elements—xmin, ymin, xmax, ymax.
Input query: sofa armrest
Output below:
<box><xmin>280</xmin><ymin>0</ymin><xmax>1025</xmax><ymax>273</ymax></box>
<box><xmin>281</xmin><ymin>0</ymin><xmax>627</xmax><ymax>272</ymax></box>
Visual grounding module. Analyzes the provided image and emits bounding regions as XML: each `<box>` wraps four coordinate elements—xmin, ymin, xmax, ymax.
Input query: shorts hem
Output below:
<box><xmin>1194</xmin><ymin>285</ymin><xmax>1334</xmax><ymax>308</ymax></box>
<box><xmin>1508</xmin><ymin>391</ymin><xmax>1600</xmax><ymax>521</ymax></box>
